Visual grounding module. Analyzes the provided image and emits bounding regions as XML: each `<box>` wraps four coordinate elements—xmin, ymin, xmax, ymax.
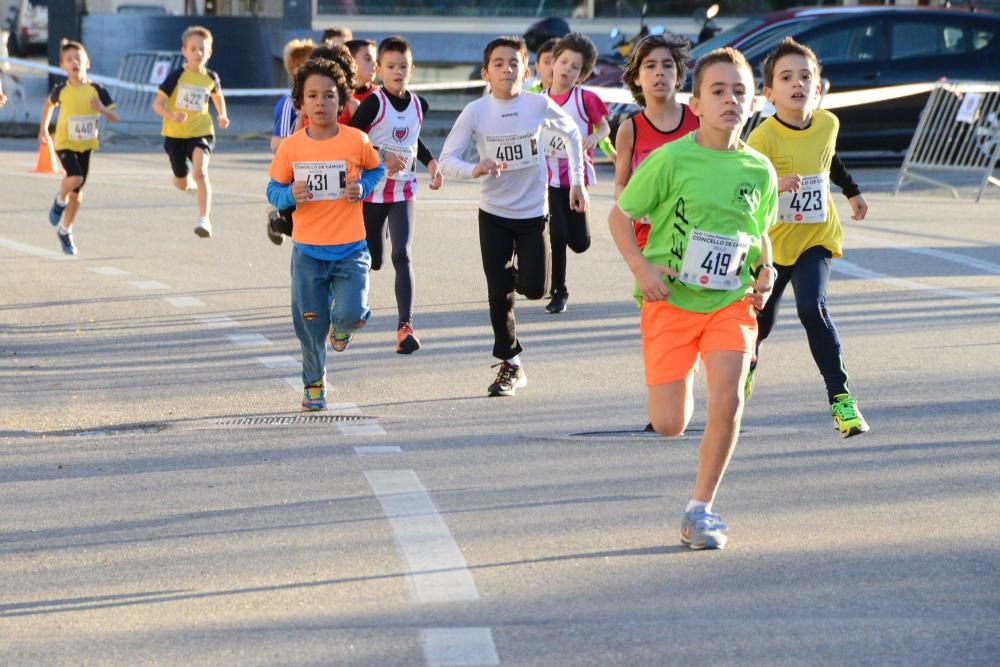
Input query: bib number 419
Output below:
<box><xmin>700</xmin><ymin>250</ymin><xmax>747</xmax><ymax>277</ymax></box>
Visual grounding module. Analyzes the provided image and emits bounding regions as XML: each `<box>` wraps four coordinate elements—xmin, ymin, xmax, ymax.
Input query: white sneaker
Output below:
<box><xmin>194</xmin><ymin>218</ymin><xmax>212</xmax><ymax>238</ymax></box>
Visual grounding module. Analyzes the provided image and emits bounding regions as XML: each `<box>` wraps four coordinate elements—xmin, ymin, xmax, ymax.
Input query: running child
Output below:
<box><xmin>40</xmin><ymin>39</ymin><xmax>119</xmax><ymax>255</ymax></box>
<box><xmin>267</xmin><ymin>38</ymin><xmax>315</xmax><ymax>246</ymax></box>
<box><xmin>266</xmin><ymin>54</ymin><xmax>385</xmax><ymax>411</ymax></box>
<box><xmin>338</xmin><ymin>38</ymin><xmax>377</xmax><ymax>123</ymax></box>
<box><xmin>746</xmin><ymin>37</ymin><xmax>870</xmax><ymax>437</ymax></box>
<box><xmin>439</xmin><ymin>36</ymin><xmax>586</xmax><ymax>396</ymax></box>
<box><xmin>613</xmin><ymin>34</ymin><xmax>699</xmax><ymax>250</ymax></box>
<box><xmin>152</xmin><ymin>25</ymin><xmax>229</xmax><ymax>239</ymax></box>
<box><xmin>348</xmin><ymin>35</ymin><xmax>443</xmax><ymax>354</ymax></box>
<box><xmin>608</xmin><ymin>47</ymin><xmax>778</xmax><ymax>550</ymax></box>
<box><xmin>526</xmin><ymin>37</ymin><xmax>557</xmax><ymax>93</ymax></box>
<box><xmin>541</xmin><ymin>32</ymin><xmax>609</xmax><ymax>314</ymax></box>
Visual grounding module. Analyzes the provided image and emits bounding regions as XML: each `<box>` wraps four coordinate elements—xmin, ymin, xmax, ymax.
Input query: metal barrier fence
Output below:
<box><xmin>109</xmin><ymin>51</ymin><xmax>185</xmax><ymax>136</ymax></box>
<box><xmin>894</xmin><ymin>80</ymin><xmax>1000</xmax><ymax>203</ymax></box>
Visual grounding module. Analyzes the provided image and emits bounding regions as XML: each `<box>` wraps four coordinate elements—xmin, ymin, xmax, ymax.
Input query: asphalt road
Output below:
<box><xmin>2</xmin><ymin>139</ymin><xmax>999</xmax><ymax>665</ymax></box>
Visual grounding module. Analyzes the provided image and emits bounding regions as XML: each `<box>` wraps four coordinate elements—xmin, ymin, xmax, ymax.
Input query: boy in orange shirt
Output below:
<box><xmin>267</xmin><ymin>54</ymin><xmax>385</xmax><ymax>411</ymax></box>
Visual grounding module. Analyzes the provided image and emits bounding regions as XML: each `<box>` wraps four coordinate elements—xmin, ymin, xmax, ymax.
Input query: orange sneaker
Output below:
<box><xmin>395</xmin><ymin>322</ymin><xmax>421</xmax><ymax>354</ymax></box>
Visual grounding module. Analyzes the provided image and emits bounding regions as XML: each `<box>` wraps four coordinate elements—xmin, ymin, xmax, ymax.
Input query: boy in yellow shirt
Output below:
<box><xmin>40</xmin><ymin>40</ymin><xmax>119</xmax><ymax>255</ymax></box>
<box><xmin>746</xmin><ymin>38</ymin><xmax>870</xmax><ymax>438</ymax></box>
<box><xmin>152</xmin><ymin>25</ymin><xmax>230</xmax><ymax>239</ymax></box>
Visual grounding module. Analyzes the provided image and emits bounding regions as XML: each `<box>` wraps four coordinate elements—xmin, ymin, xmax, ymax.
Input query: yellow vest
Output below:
<box><xmin>747</xmin><ymin>109</ymin><xmax>843</xmax><ymax>266</ymax></box>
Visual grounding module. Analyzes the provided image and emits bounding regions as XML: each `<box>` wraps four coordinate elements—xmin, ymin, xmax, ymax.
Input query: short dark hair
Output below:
<box><xmin>552</xmin><ymin>32</ymin><xmax>598</xmax><ymax>80</ymax></box>
<box><xmin>345</xmin><ymin>38</ymin><xmax>376</xmax><ymax>59</ymax></box>
<box><xmin>377</xmin><ymin>35</ymin><xmax>411</xmax><ymax>62</ymax></box>
<box><xmin>292</xmin><ymin>55</ymin><xmax>356</xmax><ymax>113</ymax></box>
<box><xmin>482</xmin><ymin>36</ymin><xmax>528</xmax><ymax>70</ymax></box>
<box><xmin>321</xmin><ymin>26</ymin><xmax>352</xmax><ymax>43</ymax></box>
<box><xmin>760</xmin><ymin>37</ymin><xmax>821</xmax><ymax>89</ymax></box>
<box><xmin>536</xmin><ymin>37</ymin><xmax>559</xmax><ymax>58</ymax></box>
<box><xmin>691</xmin><ymin>47</ymin><xmax>753</xmax><ymax>98</ymax></box>
<box><xmin>60</xmin><ymin>39</ymin><xmax>86</xmax><ymax>57</ymax></box>
<box><xmin>622</xmin><ymin>34</ymin><xmax>691</xmax><ymax>106</ymax></box>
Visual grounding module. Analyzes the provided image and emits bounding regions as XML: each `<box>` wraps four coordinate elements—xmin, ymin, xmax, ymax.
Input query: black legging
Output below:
<box><xmin>478</xmin><ymin>209</ymin><xmax>550</xmax><ymax>360</ymax></box>
<box><xmin>364</xmin><ymin>201</ymin><xmax>415</xmax><ymax>326</ymax></box>
<box><xmin>754</xmin><ymin>245</ymin><xmax>851</xmax><ymax>403</ymax></box>
<box><xmin>547</xmin><ymin>186</ymin><xmax>591</xmax><ymax>296</ymax></box>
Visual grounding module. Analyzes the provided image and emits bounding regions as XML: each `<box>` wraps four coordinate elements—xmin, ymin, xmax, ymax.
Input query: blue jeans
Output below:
<box><xmin>291</xmin><ymin>246</ymin><xmax>371</xmax><ymax>386</ymax></box>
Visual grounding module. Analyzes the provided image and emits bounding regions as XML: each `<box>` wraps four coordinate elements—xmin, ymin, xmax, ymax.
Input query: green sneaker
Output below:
<box><xmin>744</xmin><ymin>365</ymin><xmax>756</xmax><ymax>402</ymax></box>
<box><xmin>831</xmin><ymin>393</ymin><xmax>869</xmax><ymax>438</ymax></box>
<box><xmin>302</xmin><ymin>381</ymin><xmax>326</xmax><ymax>411</ymax></box>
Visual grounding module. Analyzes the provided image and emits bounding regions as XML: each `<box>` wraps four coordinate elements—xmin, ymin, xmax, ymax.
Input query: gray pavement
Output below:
<box><xmin>2</xmin><ymin>138</ymin><xmax>999</xmax><ymax>665</ymax></box>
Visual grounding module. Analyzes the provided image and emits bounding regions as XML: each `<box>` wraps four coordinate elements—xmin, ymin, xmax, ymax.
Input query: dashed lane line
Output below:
<box><xmin>421</xmin><ymin>628</ymin><xmax>500</xmax><ymax>667</ymax></box>
<box><xmin>163</xmin><ymin>296</ymin><xmax>206</xmax><ymax>308</ymax></box>
<box><xmin>128</xmin><ymin>280</ymin><xmax>170</xmax><ymax>290</ymax></box>
<box><xmin>225</xmin><ymin>333</ymin><xmax>273</xmax><ymax>347</ymax></box>
<box><xmin>364</xmin><ymin>470</ymin><xmax>480</xmax><ymax>604</ymax></box>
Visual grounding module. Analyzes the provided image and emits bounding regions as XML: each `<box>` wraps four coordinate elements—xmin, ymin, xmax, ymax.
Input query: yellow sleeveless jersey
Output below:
<box><xmin>157</xmin><ymin>66</ymin><xmax>221</xmax><ymax>138</ymax></box>
<box><xmin>48</xmin><ymin>80</ymin><xmax>116</xmax><ymax>152</ymax></box>
<box><xmin>747</xmin><ymin>109</ymin><xmax>842</xmax><ymax>266</ymax></box>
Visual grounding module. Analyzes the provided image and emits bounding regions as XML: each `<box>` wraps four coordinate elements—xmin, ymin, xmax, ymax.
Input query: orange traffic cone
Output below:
<box><xmin>30</xmin><ymin>140</ymin><xmax>63</xmax><ymax>175</ymax></box>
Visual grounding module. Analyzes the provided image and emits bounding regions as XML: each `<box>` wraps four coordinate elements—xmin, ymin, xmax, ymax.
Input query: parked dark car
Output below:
<box><xmin>692</xmin><ymin>6</ymin><xmax>1000</xmax><ymax>154</ymax></box>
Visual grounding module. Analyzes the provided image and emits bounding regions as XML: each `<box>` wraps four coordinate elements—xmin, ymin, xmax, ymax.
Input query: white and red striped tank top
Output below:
<box><xmin>363</xmin><ymin>88</ymin><xmax>424</xmax><ymax>204</ymax></box>
<box><xmin>542</xmin><ymin>86</ymin><xmax>597</xmax><ymax>189</ymax></box>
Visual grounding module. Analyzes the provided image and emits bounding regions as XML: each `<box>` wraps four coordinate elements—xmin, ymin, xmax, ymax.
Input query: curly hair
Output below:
<box><xmin>308</xmin><ymin>45</ymin><xmax>357</xmax><ymax>88</ymax></box>
<box><xmin>622</xmin><ymin>34</ymin><xmax>691</xmax><ymax>106</ymax></box>
<box><xmin>552</xmin><ymin>32</ymin><xmax>598</xmax><ymax>80</ymax></box>
<box><xmin>760</xmin><ymin>37</ymin><xmax>820</xmax><ymax>89</ymax></box>
<box><xmin>292</xmin><ymin>57</ymin><xmax>354</xmax><ymax>114</ymax></box>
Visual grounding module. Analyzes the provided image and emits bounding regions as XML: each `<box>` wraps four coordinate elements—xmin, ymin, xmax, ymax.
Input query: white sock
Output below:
<box><xmin>685</xmin><ymin>500</ymin><xmax>712</xmax><ymax>515</ymax></box>
<box><xmin>57</xmin><ymin>222</ymin><xmax>69</xmax><ymax>235</ymax></box>
<box><xmin>55</xmin><ymin>195</ymin><xmax>68</xmax><ymax>207</ymax></box>
<box><xmin>506</xmin><ymin>354</ymin><xmax>522</xmax><ymax>367</ymax></box>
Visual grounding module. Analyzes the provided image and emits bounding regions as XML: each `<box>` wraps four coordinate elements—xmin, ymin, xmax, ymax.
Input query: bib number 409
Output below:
<box><xmin>496</xmin><ymin>144</ymin><xmax>524</xmax><ymax>162</ymax></box>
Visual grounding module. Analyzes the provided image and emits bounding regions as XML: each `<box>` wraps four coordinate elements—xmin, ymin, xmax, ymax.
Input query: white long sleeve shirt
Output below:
<box><xmin>438</xmin><ymin>91</ymin><xmax>584</xmax><ymax>219</ymax></box>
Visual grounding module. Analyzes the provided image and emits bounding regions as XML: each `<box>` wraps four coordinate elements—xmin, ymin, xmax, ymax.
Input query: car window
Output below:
<box><xmin>806</xmin><ymin>21</ymin><xmax>881</xmax><ymax>64</ymax></box>
<box><xmin>971</xmin><ymin>27</ymin><xmax>995</xmax><ymax>51</ymax></box>
<box><xmin>691</xmin><ymin>17</ymin><xmax>765</xmax><ymax>58</ymax></box>
<box><xmin>891</xmin><ymin>21</ymin><xmax>969</xmax><ymax>58</ymax></box>
<box><xmin>737</xmin><ymin>19</ymin><xmax>814</xmax><ymax>55</ymax></box>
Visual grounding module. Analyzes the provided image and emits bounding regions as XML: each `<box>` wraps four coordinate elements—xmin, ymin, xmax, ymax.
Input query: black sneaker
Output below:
<box><xmin>57</xmin><ymin>229</ymin><xmax>77</xmax><ymax>255</ymax></box>
<box><xmin>266</xmin><ymin>210</ymin><xmax>284</xmax><ymax>246</ymax></box>
<box><xmin>488</xmin><ymin>361</ymin><xmax>527</xmax><ymax>397</ymax></box>
<box><xmin>545</xmin><ymin>291</ymin><xmax>568</xmax><ymax>314</ymax></box>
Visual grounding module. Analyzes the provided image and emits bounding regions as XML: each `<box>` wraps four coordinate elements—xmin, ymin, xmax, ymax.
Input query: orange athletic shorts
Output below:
<box><xmin>640</xmin><ymin>297</ymin><xmax>757</xmax><ymax>386</ymax></box>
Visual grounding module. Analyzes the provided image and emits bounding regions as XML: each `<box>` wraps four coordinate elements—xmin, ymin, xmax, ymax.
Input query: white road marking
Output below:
<box><xmin>834</xmin><ymin>260</ymin><xmax>1000</xmax><ymax>306</ymax></box>
<box><xmin>421</xmin><ymin>628</ymin><xmax>499</xmax><ymax>666</ymax></box>
<box><xmin>225</xmin><ymin>333</ymin><xmax>273</xmax><ymax>347</ymax></box>
<box><xmin>328</xmin><ymin>402</ymin><xmax>362</xmax><ymax>415</ymax></box>
<box><xmin>87</xmin><ymin>266</ymin><xmax>130</xmax><ymax>276</ymax></box>
<box><xmin>364</xmin><ymin>470</ymin><xmax>479</xmax><ymax>603</ymax></box>
<box><xmin>354</xmin><ymin>445</ymin><xmax>402</xmax><ymax>455</ymax></box>
<box><xmin>128</xmin><ymin>280</ymin><xmax>169</xmax><ymax>290</ymax></box>
<box><xmin>339</xmin><ymin>422</ymin><xmax>388</xmax><ymax>436</ymax></box>
<box><xmin>283</xmin><ymin>376</ymin><xmax>302</xmax><ymax>390</ymax></box>
<box><xmin>0</xmin><ymin>236</ymin><xmax>77</xmax><ymax>260</ymax></box>
<box><xmin>257</xmin><ymin>355</ymin><xmax>300</xmax><ymax>369</ymax></box>
<box><xmin>191</xmin><ymin>314</ymin><xmax>240</xmax><ymax>328</ymax></box>
<box><xmin>852</xmin><ymin>233</ymin><xmax>1000</xmax><ymax>275</ymax></box>
<box><xmin>163</xmin><ymin>296</ymin><xmax>205</xmax><ymax>308</ymax></box>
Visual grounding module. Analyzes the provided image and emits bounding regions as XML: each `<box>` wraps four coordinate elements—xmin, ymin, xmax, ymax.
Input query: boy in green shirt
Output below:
<box><xmin>608</xmin><ymin>47</ymin><xmax>778</xmax><ymax>550</ymax></box>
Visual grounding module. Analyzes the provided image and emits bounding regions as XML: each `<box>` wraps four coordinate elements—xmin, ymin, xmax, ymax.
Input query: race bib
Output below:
<box><xmin>778</xmin><ymin>173</ymin><xmax>829</xmax><ymax>223</ymax></box>
<box><xmin>484</xmin><ymin>131</ymin><xmax>539</xmax><ymax>171</ymax></box>
<box><xmin>175</xmin><ymin>84</ymin><xmax>209</xmax><ymax>112</ymax></box>
<box><xmin>543</xmin><ymin>131</ymin><xmax>568</xmax><ymax>159</ymax></box>
<box><xmin>293</xmin><ymin>160</ymin><xmax>347</xmax><ymax>201</ymax></box>
<box><xmin>68</xmin><ymin>115</ymin><xmax>99</xmax><ymax>141</ymax></box>
<box><xmin>381</xmin><ymin>143</ymin><xmax>416</xmax><ymax>181</ymax></box>
<box><xmin>679</xmin><ymin>229</ymin><xmax>751</xmax><ymax>291</ymax></box>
